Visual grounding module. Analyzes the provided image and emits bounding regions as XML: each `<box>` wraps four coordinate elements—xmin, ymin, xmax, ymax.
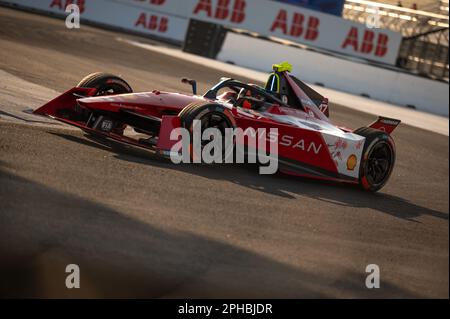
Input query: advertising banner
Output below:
<box><xmin>3</xmin><ymin>0</ymin><xmax>402</xmax><ymax>64</ymax></box>
<box><xmin>3</xmin><ymin>0</ymin><xmax>188</xmax><ymax>42</ymax></box>
<box><xmin>116</xmin><ymin>0</ymin><xmax>402</xmax><ymax>64</ymax></box>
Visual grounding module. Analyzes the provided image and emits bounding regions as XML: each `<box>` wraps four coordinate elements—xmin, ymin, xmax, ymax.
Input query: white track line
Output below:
<box><xmin>118</xmin><ymin>38</ymin><xmax>449</xmax><ymax>136</ymax></box>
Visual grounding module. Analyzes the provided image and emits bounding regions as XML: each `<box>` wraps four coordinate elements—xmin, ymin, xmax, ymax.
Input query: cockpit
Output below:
<box><xmin>204</xmin><ymin>78</ymin><xmax>287</xmax><ymax>111</ymax></box>
<box><xmin>199</xmin><ymin>73</ymin><xmax>329</xmax><ymax>119</ymax></box>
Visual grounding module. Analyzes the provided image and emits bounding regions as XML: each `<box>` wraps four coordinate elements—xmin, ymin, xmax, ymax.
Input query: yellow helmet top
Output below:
<box><xmin>272</xmin><ymin>61</ymin><xmax>292</xmax><ymax>73</ymax></box>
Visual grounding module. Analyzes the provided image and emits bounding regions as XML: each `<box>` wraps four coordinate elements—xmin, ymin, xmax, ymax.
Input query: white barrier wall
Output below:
<box><xmin>117</xmin><ymin>0</ymin><xmax>402</xmax><ymax>65</ymax></box>
<box><xmin>2</xmin><ymin>0</ymin><xmax>402</xmax><ymax>65</ymax></box>
<box><xmin>4</xmin><ymin>0</ymin><xmax>446</xmax><ymax>115</ymax></box>
<box><xmin>217</xmin><ymin>32</ymin><xmax>449</xmax><ymax>117</ymax></box>
<box><xmin>2</xmin><ymin>0</ymin><xmax>189</xmax><ymax>42</ymax></box>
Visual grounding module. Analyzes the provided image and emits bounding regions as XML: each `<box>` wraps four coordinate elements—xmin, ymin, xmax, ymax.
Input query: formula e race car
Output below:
<box><xmin>34</xmin><ymin>66</ymin><xmax>400</xmax><ymax>192</ymax></box>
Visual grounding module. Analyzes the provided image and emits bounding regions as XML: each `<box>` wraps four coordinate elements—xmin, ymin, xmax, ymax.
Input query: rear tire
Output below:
<box><xmin>355</xmin><ymin>127</ymin><xmax>396</xmax><ymax>192</ymax></box>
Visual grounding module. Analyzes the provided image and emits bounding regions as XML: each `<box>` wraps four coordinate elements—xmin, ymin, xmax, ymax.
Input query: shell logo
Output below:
<box><xmin>347</xmin><ymin>154</ymin><xmax>358</xmax><ymax>171</ymax></box>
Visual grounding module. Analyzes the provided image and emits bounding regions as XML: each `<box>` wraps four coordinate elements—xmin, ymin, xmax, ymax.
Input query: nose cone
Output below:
<box><xmin>77</xmin><ymin>95</ymin><xmax>126</xmax><ymax>112</ymax></box>
<box><xmin>77</xmin><ymin>92</ymin><xmax>205</xmax><ymax>113</ymax></box>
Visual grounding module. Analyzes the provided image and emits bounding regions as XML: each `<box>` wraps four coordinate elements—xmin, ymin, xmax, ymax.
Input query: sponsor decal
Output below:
<box><xmin>341</xmin><ymin>27</ymin><xmax>389</xmax><ymax>57</ymax></box>
<box><xmin>323</xmin><ymin>134</ymin><xmax>364</xmax><ymax>178</ymax></box>
<box><xmin>169</xmin><ymin>121</ymin><xmax>279</xmax><ymax>175</ymax></box>
<box><xmin>100</xmin><ymin>119</ymin><xmax>114</xmax><ymax>132</ymax></box>
<box><xmin>270</xmin><ymin>9</ymin><xmax>319</xmax><ymax>41</ymax></box>
<box><xmin>380</xmin><ymin>118</ymin><xmax>400</xmax><ymax>126</ymax></box>
<box><xmin>135</xmin><ymin>12</ymin><xmax>169</xmax><ymax>32</ymax></box>
<box><xmin>10</xmin><ymin>0</ymin><xmax>401</xmax><ymax>64</ymax></box>
<box><xmin>276</xmin><ymin>133</ymin><xmax>323</xmax><ymax>154</ymax></box>
<box><xmin>193</xmin><ymin>0</ymin><xmax>247</xmax><ymax>24</ymax></box>
<box><xmin>346</xmin><ymin>154</ymin><xmax>357</xmax><ymax>171</ymax></box>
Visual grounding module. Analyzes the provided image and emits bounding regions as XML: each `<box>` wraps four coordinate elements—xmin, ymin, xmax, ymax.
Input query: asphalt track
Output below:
<box><xmin>0</xmin><ymin>7</ymin><xmax>448</xmax><ymax>298</ymax></box>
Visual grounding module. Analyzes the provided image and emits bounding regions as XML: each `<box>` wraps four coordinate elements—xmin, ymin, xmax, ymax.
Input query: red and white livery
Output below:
<box><xmin>34</xmin><ymin>70</ymin><xmax>400</xmax><ymax>192</ymax></box>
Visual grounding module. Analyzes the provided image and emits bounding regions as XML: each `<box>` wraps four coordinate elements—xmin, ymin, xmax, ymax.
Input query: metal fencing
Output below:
<box><xmin>344</xmin><ymin>0</ymin><xmax>449</xmax><ymax>80</ymax></box>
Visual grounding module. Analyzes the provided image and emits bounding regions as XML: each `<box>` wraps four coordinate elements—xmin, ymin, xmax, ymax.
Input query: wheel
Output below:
<box><xmin>179</xmin><ymin>102</ymin><xmax>236</xmax><ymax>163</ymax></box>
<box><xmin>76</xmin><ymin>73</ymin><xmax>132</xmax><ymax>135</ymax></box>
<box><xmin>77</xmin><ymin>72</ymin><xmax>133</xmax><ymax>95</ymax></box>
<box><xmin>355</xmin><ymin>127</ymin><xmax>396</xmax><ymax>192</ymax></box>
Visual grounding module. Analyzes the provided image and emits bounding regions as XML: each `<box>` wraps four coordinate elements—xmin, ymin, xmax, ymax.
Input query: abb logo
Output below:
<box><xmin>50</xmin><ymin>0</ymin><xmax>85</xmax><ymax>13</ymax></box>
<box><xmin>135</xmin><ymin>13</ymin><xmax>168</xmax><ymax>33</ymax></box>
<box><xmin>193</xmin><ymin>0</ymin><xmax>246</xmax><ymax>24</ymax></box>
<box><xmin>342</xmin><ymin>27</ymin><xmax>389</xmax><ymax>57</ymax></box>
<box><xmin>133</xmin><ymin>0</ymin><xmax>166</xmax><ymax>4</ymax></box>
<box><xmin>270</xmin><ymin>10</ymin><xmax>319</xmax><ymax>41</ymax></box>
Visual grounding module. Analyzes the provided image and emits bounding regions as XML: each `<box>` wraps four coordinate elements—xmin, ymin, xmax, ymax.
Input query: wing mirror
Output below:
<box><xmin>181</xmin><ymin>78</ymin><xmax>197</xmax><ymax>95</ymax></box>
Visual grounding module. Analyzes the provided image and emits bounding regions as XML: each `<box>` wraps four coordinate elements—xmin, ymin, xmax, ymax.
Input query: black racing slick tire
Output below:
<box><xmin>77</xmin><ymin>72</ymin><xmax>133</xmax><ymax>95</ymax></box>
<box><xmin>179</xmin><ymin>102</ymin><xmax>236</xmax><ymax>163</ymax></box>
<box><xmin>355</xmin><ymin>127</ymin><xmax>396</xmax><ymax>192</ymax></box>
<box><xmin>76</xmin><ymin>73</ymin><xmax>132</xmax><ymax>135</ymax></box>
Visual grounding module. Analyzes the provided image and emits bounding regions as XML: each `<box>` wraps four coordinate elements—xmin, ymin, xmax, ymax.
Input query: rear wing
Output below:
<box><xmin>369</xmin><ymin>116</ymin><xmax>401</xmax><ymax>134</ymax></box>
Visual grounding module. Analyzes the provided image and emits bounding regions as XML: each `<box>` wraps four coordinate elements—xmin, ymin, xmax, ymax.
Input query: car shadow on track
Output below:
<box><xmin>51</xmin><ymin>132</ymin><xmax>448</xmax><ymax>223</ymax></box>
<box><xmin>0</xmin><ymin>167</ymin><xmax>422</xmax><ymax>298</ymax></box>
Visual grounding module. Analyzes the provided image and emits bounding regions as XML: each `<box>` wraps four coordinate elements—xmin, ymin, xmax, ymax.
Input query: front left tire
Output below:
<box><xmin>77</xmin><ymin>72</ymin><xmax>133</xmax><ymax>95</ymax></box>
<box><xmin>76</xmin><ymin>73</ymin><xmax>133</xmax><ymax>135</ymax></box>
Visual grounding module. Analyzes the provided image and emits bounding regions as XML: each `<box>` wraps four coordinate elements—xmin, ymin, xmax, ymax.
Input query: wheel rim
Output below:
<box><xmin>365</xmin><ymin>141</ymin><xmax>393</xmax><ymax>186</ymax></box>
<box><xmin>200</xmin><ymin>112</ymin><xmax>229</xmax><ymax>141</ymax></box>
<box><xmin>197</xmin><ymin>112</ymin><xmax>233</xmax><ymax>160</ymax></box>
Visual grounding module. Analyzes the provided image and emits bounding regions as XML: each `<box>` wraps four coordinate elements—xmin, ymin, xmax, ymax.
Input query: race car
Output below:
<box><xmin>33</xmin><ymin>66</ymin><xmax>400</xmax><ymax>192</ymax></box>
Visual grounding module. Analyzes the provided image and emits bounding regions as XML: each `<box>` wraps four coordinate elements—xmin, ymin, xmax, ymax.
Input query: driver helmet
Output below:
<box><xmin>265</xmin><ymin>61</ymin><xmax>292</xmax><ymax>103</ymax></box>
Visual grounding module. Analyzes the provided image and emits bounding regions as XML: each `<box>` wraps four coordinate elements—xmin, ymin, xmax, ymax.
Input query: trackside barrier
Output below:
<box><xmin>183</xmin><ymin>19</ymin><xmax>227</xmax><ymax>58</ymax></box>
<box><xmin>2</xmin><ymin>0</ymin><xmax>402</xmax><ymax>65</ymax></box>
<box><xmin>4</xmin><ymin>1</ymin><xmax>445</xmax><ymax>116</ymax></box>
<box><xmin>217</xmin><ymin>32</ymin><xmax>449</xmax><ymax>117</ymax></box>
<box><xmin>0</xmin><ymin>0</ymin><xmax>189</xmax><ymax>42</ymax></box>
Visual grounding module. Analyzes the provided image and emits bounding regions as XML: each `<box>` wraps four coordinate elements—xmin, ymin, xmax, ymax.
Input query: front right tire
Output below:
<box><xmin>179</xmin><ymin>101</ymin><xmax>236</xmax><ymax>163</ymax></box>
